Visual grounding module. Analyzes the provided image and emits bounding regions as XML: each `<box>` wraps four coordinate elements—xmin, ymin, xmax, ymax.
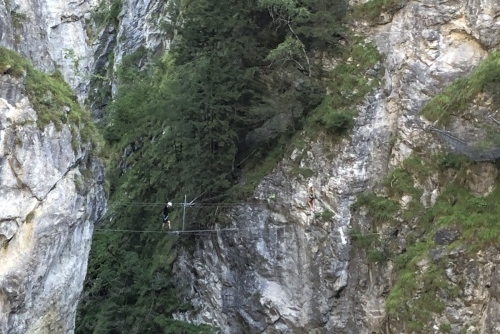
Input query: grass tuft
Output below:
<box><xmin>350</xmin><ymin>0</ymin><xmax>405</xmax><ymax>24</ymax></box>
<box><xmin>0</xmin><ymin>47</ymin><xmax>102</xmax><ymax>154</ymax></box>
<box><xmin>421</xmin><ymin>51</ymin><xmax>500</xmax><ymax>125</ymax></box>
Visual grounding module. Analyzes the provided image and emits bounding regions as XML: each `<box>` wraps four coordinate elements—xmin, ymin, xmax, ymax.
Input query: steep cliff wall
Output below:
<box><xmin>0</xmin><ymin>0</ymin><xmax>98</xmax><ymax>97</ymax></box>
<box><xmin>87</xmin><ymin>0</ymin><xmax>170</xmax><ymax>118</ymax></box>
<box><xmin>0</xmin><ymin>0</ymin><xmax>173</xmax><ymax>332</ymax></box>
<box><xmin>0</xmin><ymin>0</ymin><xmax>108</xmax><ymax>332</ymax></box>
<box><xmin>173</xmin><ymin>0</ymin><xmax>500</xmax><ymax>333</ymax></box>
<box><xmin>114</xmin><ymin>0</ymin><xmax>170</xmax><ymax>65</ymax></box>
<box><xmin>0</xmin><ymin>98</ymin><xmax>105</xmax><ymax>334</ymax></box>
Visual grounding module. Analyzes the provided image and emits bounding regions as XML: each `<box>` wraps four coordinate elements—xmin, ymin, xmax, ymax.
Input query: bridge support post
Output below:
<box><xmin>182</xmin><ymin>194</ymin><xmax>187</xmax><ymax>231</ymax></box>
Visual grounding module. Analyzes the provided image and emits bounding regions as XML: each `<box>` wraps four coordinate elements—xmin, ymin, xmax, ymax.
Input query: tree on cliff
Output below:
<box><xmin>77</xmin><ymin>0</ymin><xmax>349</xmax><ymax>332</ymax></box>
<box><xmin>166</xmin><ymin>0</ymin><xmax>267</xmax><ymax>198</ymax></box>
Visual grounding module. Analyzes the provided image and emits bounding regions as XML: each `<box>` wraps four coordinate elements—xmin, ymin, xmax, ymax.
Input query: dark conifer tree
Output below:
<box><xmin>168</xmin><ymin>0</ymin><xmax>266</xmax><ymax>197</ymax></box>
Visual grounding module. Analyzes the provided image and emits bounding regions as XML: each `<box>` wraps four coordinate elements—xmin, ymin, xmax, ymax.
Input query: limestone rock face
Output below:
<box><xmin>0</xmin><ymin>0</ymin><xmax>98</xmax><ymax>97</ymax></box>
<box><xmin>0</xmin><ymin>0</ymin><xmax>171</xmax><ymax>332</ymax></box>
<box><xmin>87</xmin><ymin>0</ymin><xmax>170</xmax><ymax>119</ymax></box>
<box><xmin>0</xmin><ymin>78</ymin><xmax>106</xmax><ymax>334</ymax></box>
<box><xmin>0</xmin><ymin>0</ymin><xmax>169</xmax><ymax>104</ymax></box>
<box><xmin>465</xmin><ymin>162</ymin><xmax>498</xmax><ymax>196</ymax></box>
<box><xmin>114</xmin><ymin>0</ymin><xmax>170</xmax><ymax>66</ymax></box>
<box><xmin>173</xmin><ymin>0</ymin><xmax>500</xmax><ymax>333</ymax></box>
<box><xmin>174</xmin><ymin>95</ymin><xmax>389</xmax><ymax>334</ymax></box>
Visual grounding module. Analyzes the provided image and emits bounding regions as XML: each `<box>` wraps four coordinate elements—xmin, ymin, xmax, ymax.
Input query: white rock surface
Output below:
<box><xmin>114</xmin><ymin>0</ymin><xmax>170</xmax><ymax>66</ymax></box>
<box><xmin>0</xmin><ymin>0</ymin><xmax>98</xmax><ymax>98</ymax></box>
<box><xmin>0</xmin><ymin>83</ymin><xmax>106</xmax><ymax>334</ymax></box>
<box><xmin>173</xmin><ymin>0</ymin><xmax>500</xmax><ymax>333</ymax></box>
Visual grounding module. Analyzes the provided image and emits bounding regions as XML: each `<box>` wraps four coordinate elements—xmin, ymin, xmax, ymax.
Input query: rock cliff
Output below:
<box><xmin>0</xmin><ymin>0</ymin><xmax>98</xmax><ymax>97</ymax></box>
<box><xmin>0</xmin><ymin>69</ymin><xmax>106</xmax><ymax>333</ymax></box>
<box><xmin>173</xmin><ymin>0</ymin><xmax>500</xmax><ymax>333</ymax></box>
<box><xmin>0</xmin><ymin>0</ymin><xmax>166</xmax><ymax>332</ymax></box>
<box><xmin>0</xmin><ymin>0</ymin><xmax>107</xmax><ymax>330</ymax></box>
<box><xmin>3</xmin><ymin>0</ymin><xmax>500</xmax><ymax>332</ymax></box>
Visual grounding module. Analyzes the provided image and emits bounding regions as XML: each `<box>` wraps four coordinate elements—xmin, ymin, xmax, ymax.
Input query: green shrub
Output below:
<box><xmin>367</xmin><ymin>249</ymin><xmax>387</xmax><ymax>263</ymax></box>
<box><xmin>351</xmin><ymin>0</ymin><xmax>404</xmax><ymax>23</ymax></box>
<box><xmin>0</xmin><ymin>47</ymin><xmax>28</xmax><ymax>77</ymax></box>
<box><xmin>437</xmin><ymin>152</ymin><xmax>468</xmax><ymax>169</ymax></box>
<box><xmin>25</xmin><ymin>211</ymin><xmax>35</xmax><ymax>224</ymax></box>
<box><xmin>11</xmin><ymin>10</ymin><xmax>28</xmax><ymax>29</ymax></box>
<box><xmin>401</xmin><ymin>154</ymin><xmax>434</xmax><ymax>182</ymax></box>
<box><xmin>309</xmin><ymin>37</ymin><xmax>382</xmax><ymax>137</ymax></box>
<box><xmin>320</xmin><ymin>109</ymin><xmax>355</xmax><ymax>135</ymax></box>
<box><xmin>350</xmin><ymin>230</ymin><xmax>380</xmax><ymax>249</ymax></box>
<box><xmin>93</xmin><ymin>0</ymin><xmax>122</xmax><ymax>27</ymax></box>
<box><xmin>321</xmin><ymin>209</ymin><xmax>334</xmax><ymax>221</ymax></box>
<box><xmin>439</xmin><ymin>323</ymin><xmax>452</xmax><ymax>333</ymax></box>
<box><xmin>383</xmin><ymin>168</ymin><xmax>416</xmax><ymax>197</ymax></box>
<box><xmin>353</xmin><ymin>193</ymin><xmax>399</xmax><ymax>224</ymax></box>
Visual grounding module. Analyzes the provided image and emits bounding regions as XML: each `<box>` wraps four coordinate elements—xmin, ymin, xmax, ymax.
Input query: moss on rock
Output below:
<box><xmin>0</xmin><ymin>47</ymin><xmax>101</xmax><ymax>152</ymax></box>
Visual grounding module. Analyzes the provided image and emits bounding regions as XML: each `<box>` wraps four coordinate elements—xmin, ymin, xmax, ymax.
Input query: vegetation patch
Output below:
<box><xmin>350</xmin><ymin>229</ymin><xmax>390</xmax><ymax>263</ymax></box>
<box><xmin>352</xmin><ymin>192</ymin><xmax>399</xmax><ymax>226</ymax></box>
<box><xmin>92</xmin><ymin>0</ymin><xmax>122</xmax><ymax>27</ymax></box>
<box><xmin>439</xmin><ymin>323</ymin><xmax>452</xmax><ymax>333</ymax></box>
<box><xmin>25</xmin><ymin>210</ymin><xmax>35</xmax><ymax>224</ymax></box>
<box><xmin>314</xmin><ymin>99</ymin><xmax>356</xmax><ymax>136</ymax></box>
<box><xmin>386</xmin><ymin>255</ymin><xmax>452</xmax><ymax>331</ymax></box>
<box><xmin>0</xmin><ymin>47</ymin><xmax>28</xmax><ymax>77</ymax></box>
<box><xmin>436</xmin><ymin>152</ymin><xmax>470</xmax><ymax>170</ymax></box>
<box><xmin>383</xmin><ymin>168</ymin><xmax>424</xmax><ymax>220</ymax></box>
<box><xmin>11</xmin><ymin>10</ymin><xmax>28</xmax><ymax>29</ymax></box>
<box><xmin>320</xmin><ymin>209</ymin><xmax>334</xmax><ymax>221</ymax></box>
<box><xmin>421</xmin><ymin>51</ymin><xmax>500</xmax><ymax>126</ymax></box>
<box><xmin>0</xmin><ymin>47</ymin><xmax>101</xmax><ymax>152</ymax></box>
<box><xmin>226</xmin><ymin>145</ymin><xmax>287</xmax><ymax>201</ymax></box>
<box><xmin>353</xmin><ymin>145</ymin><xmax>500</xmax><ymax>329</ymax></box>
<box><xmin>310</xmin><ymin>36</ymin><xmax>383</xmax><ymax>137</ymax></box>
<box><xmin>367</xmin><ymin>248</ymin><xmax>389</xmax><ymax>263</ymax></box>
<box><xmin>430</xmin><ymin>182</ymin><xmax>500</xmax><ymax>253</ymax></box>
<box><xmin>350</xmin><ymin>0</ymin><xmax>405</xmax><ymax>24</ymax></box>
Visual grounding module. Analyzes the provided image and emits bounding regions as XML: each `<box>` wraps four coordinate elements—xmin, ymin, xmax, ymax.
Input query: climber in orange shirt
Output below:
<box><xmin>307</xmin><ymin>183</ymin><xmax>315</xmax><ymax>211</ymax></box>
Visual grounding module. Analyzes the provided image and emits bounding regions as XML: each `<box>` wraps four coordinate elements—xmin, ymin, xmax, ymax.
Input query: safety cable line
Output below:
<box><xmin>95</xmin><ymin>226</ymin><xmax>285</xmax><ymax>234</ymax></box>
<box><xmin>93</xmin><ymin>226</ymin><xmax>381</xmax><ymax>237</ymax></box>
<box><xmin>188</xmin><ymin>148</ymin><xmax>258</xmax><ymax>205</ymax></box>
<box><xmin>93</xmin><ymin>227</ymin><xmax>285</xmax><ymax>237</ymax></box>
<box><xmin>94</xmin><ymin>228</ymin><xmax>238</xmax><ymax>234</ymax></box>
<box><xmin>109</xmin><ymin>201</ymin><xmax>243</xmax><ymax>207</ymax></box>
<box><xmin>104</xmin><ymin>149</ymin><xmax>259</xmax><ymax>213</ymax></box>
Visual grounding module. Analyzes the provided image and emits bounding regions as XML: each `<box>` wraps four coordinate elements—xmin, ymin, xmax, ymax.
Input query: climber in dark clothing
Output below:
<box><xmin>161</xmin><ymin>202</ymin><xmax>173</xmax><ymax>231</ymax></box>
<box><xmin>307</xmin><ymin>183</ymin><xmax>315</xmax><ymax>211</ymax></box>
